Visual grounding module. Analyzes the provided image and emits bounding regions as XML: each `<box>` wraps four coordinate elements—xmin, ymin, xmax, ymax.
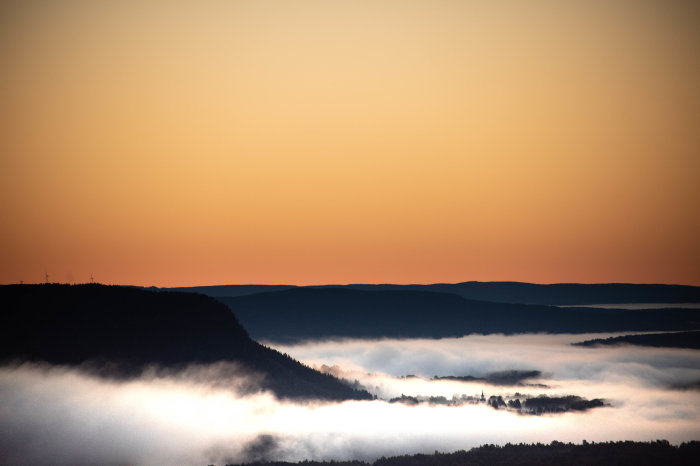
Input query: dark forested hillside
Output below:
<box><xmin>0</xmin><ymin>284</ymin><xmax>371</xmax><ymax>401</ymax></box>
<box><xmin>219</xmin><ymin>288</ymin><xmax>700</xmax><ymax>342</ymax></box>
<box><xmin>227</xmin><ymin>440</ymin><xmax>700</xmax><ymax>466</ymax></box>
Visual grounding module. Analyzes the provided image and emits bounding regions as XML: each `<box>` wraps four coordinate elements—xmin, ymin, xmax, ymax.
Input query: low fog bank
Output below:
<box><xmin>0</xmin><ymin>362</ymin><xmax>274</xmax><ymax>465</ymax></box>
<box><xmin>270</xmin><ymin>333</ymin><xmax>700</xmax><ymax>398</ymax></box>
<box><xmin>1</xmin><ymin>333</ymin><xmax>699</xmax><ymax>465</ymax></box>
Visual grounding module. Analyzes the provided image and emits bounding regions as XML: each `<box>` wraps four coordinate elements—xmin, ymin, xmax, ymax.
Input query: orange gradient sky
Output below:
<box><xmin>1</xmin><ymin>0</ymin><xmax>699</xmax><ymax>286</ymax></box>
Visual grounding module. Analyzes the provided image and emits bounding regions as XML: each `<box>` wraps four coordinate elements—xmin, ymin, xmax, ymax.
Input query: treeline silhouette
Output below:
<box><xmin>218</xmin><ymin>288</ymin><xmax>700</xmax><ymax>342</ymax></box>
<box><xmin>0</xmin><ymin>284</ymin><xmax>371</xmax><ymax>401</ymax></box>
<box><xmin>387</xmin><ymin>394</ymin><xmax>606</xmax><ymax>414</ymax></box>
<box><xmin>574</xmin><ymin>331</ymin><xmax>700</xmax><ymax>349</ymax></box>
<box><xmin>227</xmin><ymin>440</ymin><xmax>700</xmax><ymax>466</ymax></box>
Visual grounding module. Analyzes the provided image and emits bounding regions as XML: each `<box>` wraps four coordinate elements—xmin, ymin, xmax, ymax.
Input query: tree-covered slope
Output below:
<box><xmin>226</xmin><ymin>440</ymin><xmax>700</xmax><ymax>466</ymax></box>
<box><xmin>0</xmin><ymin>284</ymin><xmax>371</xmax><ymax>401</ymax></box>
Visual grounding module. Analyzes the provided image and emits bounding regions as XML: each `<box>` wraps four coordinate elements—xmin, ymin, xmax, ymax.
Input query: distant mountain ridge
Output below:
<box><xmin>219</xmin><ymin>287</ymin><xmax>700</xmax><ymax>342</ymax></box>
<box><xmin>0</xmin><ymin>284</ymin><xmax>372</xmax><ymax>401</ymax></box>
<box><xmin>167</xmin><ymin>281</ymin><xmax>700</xmax><ymax>305</ymax></box>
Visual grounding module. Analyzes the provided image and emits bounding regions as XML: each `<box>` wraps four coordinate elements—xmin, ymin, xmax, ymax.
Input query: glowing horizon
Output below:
<box><xmin>2</xmin><ymin>1</ymin><xmax>699</xmax><ymax>287</ymax></box>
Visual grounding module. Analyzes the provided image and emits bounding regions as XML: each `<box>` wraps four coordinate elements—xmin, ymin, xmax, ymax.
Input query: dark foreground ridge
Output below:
<box><xmin>0</xmin><ymin>284</ymin><xmax>372</xmax><ymax>401</ymax></box>
<box><xmin>573</xmin><ymin>331</ymin><xmax>700</xmax><ymax>350</ymax></box>
<box><xmin>219</xmin><ymin>288</ymin><xmax>700</xmax><ymax>342</ymax></box>
<box><xmin>227</xmin><ymin>440</ymin><xmax>700</xmax><ymax>466</ymax></box>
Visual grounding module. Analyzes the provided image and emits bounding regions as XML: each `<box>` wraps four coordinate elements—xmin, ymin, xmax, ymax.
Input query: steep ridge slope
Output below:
<box><xmin>0</xmin><ymin>284</ymin><xmax>371</xmax><ymax>400</ymax></box>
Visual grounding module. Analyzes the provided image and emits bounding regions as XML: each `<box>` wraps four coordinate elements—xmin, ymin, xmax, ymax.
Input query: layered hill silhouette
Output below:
<box><xmin>0</xmin><ymin>284</ymin><xmax>371</xmax><ymax>401</ymax></box>
<box><xmin>220</xmin><ymin>288</ymin><xmax>700</xmax><ymax>342</ymax></box>
<box><xmin>170</xmin><ymin>281</ymin><xmax>700</xmax><ymax>305</ymax></box>
<box><xmin>318</xmin><ymin>282</ymin><xmax>700</xmax><ymax>305</ymax></box>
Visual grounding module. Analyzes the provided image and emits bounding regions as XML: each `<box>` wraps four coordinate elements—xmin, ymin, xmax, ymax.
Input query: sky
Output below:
<box><xmin>1</xmin><ymin>0</ymin><xmax>699</xmax><ymax>286</ymax></box>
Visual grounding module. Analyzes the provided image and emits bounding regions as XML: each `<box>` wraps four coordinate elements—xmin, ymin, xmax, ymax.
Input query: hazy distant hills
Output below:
<box><xmin>168</xmin><ymin>284</ymin><xmax>295</xmax><ymax>298</ymax></box>
<box><xmin>324</xmin><ymin>282</ymin><xmax>700</xmax><ymax>305</ymax></box>
<box><xmin>169</xmin><ymin>281</ymin><xmax>700</xmax><ymax>305</ymax></box>
<box><xmin>0</xmin><ymin>284</ymin><xmax>371</xmax><ymax>401</ymax></box>
<box><xmin>219</xmin><ymin>288</ymin><xmax>700</xmax><ymax>342</ymax></box>
<box><xmin>165</xmin><ymin>282</ymin><xmax>700</xmax><ymax>342</ymax></box>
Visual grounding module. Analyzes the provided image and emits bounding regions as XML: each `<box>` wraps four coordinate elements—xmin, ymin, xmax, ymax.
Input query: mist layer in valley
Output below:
<box><xmin>1</xmin><ymin>333</ymin><xmax>699</xmax><ymax>465</ymax></box>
